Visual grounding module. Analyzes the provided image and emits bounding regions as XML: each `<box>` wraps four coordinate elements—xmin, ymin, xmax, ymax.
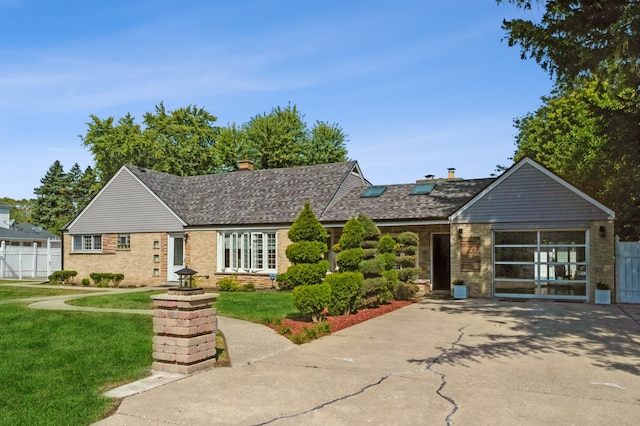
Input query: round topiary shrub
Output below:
<box><xmin>336</xmin><ymin>247</ymin><xmax>365</xmax><ymax>271</ymax></box>
<box><xmin>285</xmin><ymin>241</ymin><xmax>327</xmax><ymax>264</ymax></box>
<box><xmin>292</xmin><ymin>283</ymin><xmax>331</xmax><ymax>323</ymax></box>
<box><xmin>283</xmin><ymin>261</ymin><xmax>329</xmax><ymax>287</ymax></box>
<box><xmin>326</xmin><ymin>271</ymin><xmax>364</xmax><ymax>316</ymax></box>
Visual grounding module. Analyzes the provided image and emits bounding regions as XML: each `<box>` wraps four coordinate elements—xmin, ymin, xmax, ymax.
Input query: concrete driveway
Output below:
<box><xmin>96</xmin><ymin>299</ymin><xmax>640</xmax><ymax>425</ymax></box>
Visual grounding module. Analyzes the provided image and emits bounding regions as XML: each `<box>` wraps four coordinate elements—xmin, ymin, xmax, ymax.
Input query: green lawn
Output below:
<box><xmin>69</xmin><ymin>289</ymin><xmax>298</xmax><ymax>323</ymax></box>
<box><xmin>0</xmin><ymin>304</ymin><xmax>153</xmax><ymax>426</ymax></box>
<box><xmin>66</xmin><ymin>289</ymin><xmax>165</xmax><ymax>309</ymax></box>
<box><xmin>0</xmin><ymin>286</ymin><xmax>102</xmax><ymax>301</ymax></box>
<box><xmin>215</xmin><ymin>291</ymin><xmax>298</xmax><ymax>323</ymax></box>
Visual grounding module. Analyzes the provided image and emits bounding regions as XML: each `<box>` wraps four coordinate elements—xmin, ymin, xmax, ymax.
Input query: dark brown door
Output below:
<box><xmin>432</xmin><ymin>234</ymin><xmax>450</xmax><ymax>290</ymax></box>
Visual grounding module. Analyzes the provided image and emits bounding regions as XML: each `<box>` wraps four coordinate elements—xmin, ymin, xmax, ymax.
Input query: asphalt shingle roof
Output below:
<box><xmin>128</xmin><ymin>161</ymin><xmax>363</xmax><ymax>226</ymax></box>
<box><xmin>320</xmin><ymin>178</ymin><xmax>495</xmax><ymax>222</ymax></box>
<box><xmin>126</xmin><ymin>162</ymin><xmax>495</xmax><ymax>226</ymax></box>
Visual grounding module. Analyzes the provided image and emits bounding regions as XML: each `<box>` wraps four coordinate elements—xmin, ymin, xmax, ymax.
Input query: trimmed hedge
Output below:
<box><xmin>396</xmin><ymin>255</ymin><xmax>417</xmax><ymax>269</ymax></box>
<box><xmin>89</xmin><ymin>273</ymin><xmax>124</xmax><ymax>287</ymax></box>
<box><xmin>394</xmin><ymin>282</ymin><xmax>419</xmax><ymax>300</ymax></box>
<box><xmin>218</xmin><ymin>276</ymin><xmax>242</xmax><ymax>292</ymax></box>
<box><xmin>292</xmin><ymin>283</ymin><xmax>331</xmax><ymax>323</ymax></box>
<box><xmin>398</xmin><ymin>268</ymin><xmax>421</xmax><ymax>283</ymax></box>
<box><xmin>397</xmin><ymin>232</ymin><xmax>419</xmax><ymax>247</ymax></box>
<box><xmin>48</xmin><ymin>270</ymin><xmax>77</xmax><ymax>285</ymax></box>
<box><xmin>326</xmin><ymin>271</ymin><xmax>363</xmax><ymax>316</ymax></box>
<box><xmin>288</xmin><ymin>201</ymin><xmax>328</xmax><ymax>243</ymax></box>
<box><xmin>337</xmin><ymin>218</ymin><xmax>365</xmax><ymax>250</ymax></box>
<box><xmin>378</xmin><ymin>235</ymin><xmax>396</xmax><ymax>254</ymax></box>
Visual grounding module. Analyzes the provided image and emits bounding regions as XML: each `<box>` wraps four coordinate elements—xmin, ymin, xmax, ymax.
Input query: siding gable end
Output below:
<box><xmin>452</xmin><ymin>158</ymin><xmax>614</xmax><ymax>224</ymax></box>
<box><xmin>66</xmin><ymin>166</ymin><xmax>185</xmax><ymax>234</ymax></box>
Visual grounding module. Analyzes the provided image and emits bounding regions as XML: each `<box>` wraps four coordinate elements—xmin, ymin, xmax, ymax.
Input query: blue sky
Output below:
<box><xmin>0</xmin><ymin>0</ymin><xmax>552</xmax><ymax>200</ymax></box>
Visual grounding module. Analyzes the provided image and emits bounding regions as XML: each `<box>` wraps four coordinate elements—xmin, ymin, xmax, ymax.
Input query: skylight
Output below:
<box><xmin>361</xmin><ymin>186</ymin><xmax>387</xmax><ymax>197</ymax></box>
<box><xmin>410</xmin><ymin>183</ymin><xmax>435</xmax><ymax>195</ymax></box>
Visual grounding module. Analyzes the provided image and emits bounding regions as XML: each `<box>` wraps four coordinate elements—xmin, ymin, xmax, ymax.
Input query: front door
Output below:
<box><xmin>432</xmin><ymin>234</ymin><xmax>450</xmax><ymax>291</ymax></box>
<box><xmin>167</xmin><ymin>234</ymin><xmax>185</xmax><ymax>281</ymax></box>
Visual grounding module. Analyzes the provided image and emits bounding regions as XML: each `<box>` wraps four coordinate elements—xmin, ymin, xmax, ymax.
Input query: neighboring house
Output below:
<box><xmin>61</xmin><ymin>158</ymin><xmax>615</xmax><ymax>302</ymax></box>
<box><xmin>0</xmin><ymin>204</ymin><xmax>61</xmax><ymax>248</ymax></box>
<box><xmin>0</xmin><ymin>204</ymin><xmax>62</xmax><ymax>279</ymax></box>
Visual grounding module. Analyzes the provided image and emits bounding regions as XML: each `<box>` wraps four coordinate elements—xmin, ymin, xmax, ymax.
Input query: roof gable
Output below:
<box><xmin>66</xmin><ymin>166</ymin><xmax>186</xmax><ymax>234</ymax></box>
<box><xmin>451</xmin><ymin>158</ymin><xmax>615</xmax><ymax>224</ymax></box>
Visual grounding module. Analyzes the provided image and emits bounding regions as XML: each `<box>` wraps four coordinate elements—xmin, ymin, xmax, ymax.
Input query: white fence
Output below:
<box><xmin>0</xmin><ymin>241</ymin><xmax>62</xmax><ymax>280</ymax></box>
<box><xmin>616</xmin><ymin>237</ymin><xmax>640</xmax><ymax>304</ymax></box>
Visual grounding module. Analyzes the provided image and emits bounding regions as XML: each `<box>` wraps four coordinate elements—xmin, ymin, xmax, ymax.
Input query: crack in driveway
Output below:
<box><xmin>256</xmin><ymin>324</ymin><xmax>469</xmax><ymax>426</ymax></box>
<box><xmin>254</xmin><ymin>373</ymin><xmax>390</xmax><ymax>425</ymax></box>
<box><xmin>425</xmin><ymin>324</ymin><xmax>469</xmax><ymax>426</ymax></box>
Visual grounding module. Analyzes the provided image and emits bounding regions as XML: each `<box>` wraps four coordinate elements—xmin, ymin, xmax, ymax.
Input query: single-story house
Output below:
<box><xmin>0</xmin><ymin>204</ymin><xmax>61</xmax><ymax>249</ymax></box>
<box><xmin>61</xmin><ymin>157</ymin><xmax>615</xmax><ymax>302</ymax></box>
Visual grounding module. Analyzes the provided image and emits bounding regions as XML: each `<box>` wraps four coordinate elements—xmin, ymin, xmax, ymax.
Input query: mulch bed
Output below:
<box><xmin>268</xmin><ymin>300</ymin><xmax>415</xmax><ymax>336</ymax></box>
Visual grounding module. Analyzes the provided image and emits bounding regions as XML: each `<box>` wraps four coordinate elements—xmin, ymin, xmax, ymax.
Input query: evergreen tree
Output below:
<box><xmin>31</xmin><ymin>161</ymin><xmax>75</xmax><ymax>233</ymax></box>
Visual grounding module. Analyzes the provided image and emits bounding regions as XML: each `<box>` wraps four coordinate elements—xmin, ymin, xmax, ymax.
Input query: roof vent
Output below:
<box><xmin>424</xmin><ymin>174</ymin><xmax>435</xmax><ymax>180</ymax></box>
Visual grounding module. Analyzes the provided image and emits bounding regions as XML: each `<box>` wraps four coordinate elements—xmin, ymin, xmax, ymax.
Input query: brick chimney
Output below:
<box><xmin>447</xmin><ymin>168</ymin><xmax>456</xmax><ymax>179</ymax></box>
<box><xmin>238</xmin><ymin>160</ymin><xmax>254</xmax><ymax>171</ymax></box>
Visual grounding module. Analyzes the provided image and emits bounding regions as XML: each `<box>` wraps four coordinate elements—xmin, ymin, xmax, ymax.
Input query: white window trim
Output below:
<box><xmin>72</xmin><ymin>234</ymin><xmax>102</xmax><ymax>253</ymax></box>
<box><xmin>217</xmin><ymin>230</ymin><xmax>277</xmax><ymax>274</ymax></box>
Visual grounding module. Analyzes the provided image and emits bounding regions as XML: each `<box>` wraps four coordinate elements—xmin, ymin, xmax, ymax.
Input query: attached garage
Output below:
<box><xmin>450</xmin><ymin>158</ymin><xmax>615</xmax><ymax>302</ymax></box>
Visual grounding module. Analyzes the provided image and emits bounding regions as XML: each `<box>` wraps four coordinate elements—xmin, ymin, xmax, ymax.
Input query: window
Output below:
<box><xmin>73</xmin><ymin>235</ymin><xmax>102</xmax><ymax>252</ymax></box>
<box><xmin>361</xmin><ymin>186</ymin><xmax>387</xmax><ymax>197</ymax></box>
<box><xmin>218</xmin><ymin>231</ymin><xmax>277</xmax><ymax>273</ymax></box>
<box><xmin>494</xmin><ymin>230</ymin><xmax>587</xmax><ymax>298</ymax></box>
<box><xmin>117</xmin><ymin>234</ymin><xmax>131</xmax><ymax>250</ymax></box>
<box><xmin>410</xmin><ymin>183</ymin><xmax>435</xmax><ymax>195</ymax></box>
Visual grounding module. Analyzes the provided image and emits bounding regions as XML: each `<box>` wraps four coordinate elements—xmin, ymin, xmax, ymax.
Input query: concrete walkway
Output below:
<box><xmin>93</xmin><ymin>298</ymin><xmax>640</xmax><ymax>426</ymax></box>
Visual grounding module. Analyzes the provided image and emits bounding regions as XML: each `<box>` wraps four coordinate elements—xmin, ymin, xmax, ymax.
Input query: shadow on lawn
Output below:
<box><xmin>410</xmin><ymin>298</ymin><xmax>640</xmax><ymax>376</ymax></box>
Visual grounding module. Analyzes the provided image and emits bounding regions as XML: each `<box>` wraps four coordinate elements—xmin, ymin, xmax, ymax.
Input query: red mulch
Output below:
<box><xmin>268</xmin><ymin>300</ymin><xmax>415</xmax><ymax>336</ymax></box>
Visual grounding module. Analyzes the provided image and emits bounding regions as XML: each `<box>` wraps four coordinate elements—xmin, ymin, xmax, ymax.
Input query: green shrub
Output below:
<box><xmin>326</xmin><ymin>271</ymin><xmax>364</xmax><ymax>316</ymax></box>
<box><xmin>241</xmin><ymin>283</ymin><xmax>256</xmax><ymax>292</ymax></box>
<box><xmin>397</xmin><ymin>245</ymin><xmax>417</xmax><ymax>255</ymax></box>
<box><xmin>288</xmin><ymin>201</ymin><xmax>328</xmax><ymax>243</ymax></box>
<box><xmin>292</xmin><ymin>283</ymin><xmax>331</xmax><ymax>323</ymax></box>
<box><xmin>89</xmin><ymin>273</ymin><xmax>124</xmax><ymax>287</ymax></box>
<box><xmin>47</xmin><ymin>270</ymin><xmax>78</xmax><ymax>285</ymax></box>
<box><xmin>359</xmin><ymin>257</ymin><xmax>384</xmax><ymax>278</ymax></box>
<box><xmin>284</xmin><ymin>260</ymin><xmax>329</xmax><ymax>287</ymax></box>
<box><xmin>338</xmin><ymin>218</ymin><xmax>365</xmax><ymax>250</ymax></box>
<box><xmin>81</xmin><ymin>278</ymin><xmax>90</xmax><ymax>287</ymax></box>
<box><xmin>218</xmin><ymin>276</ymin><xmax>242</xmax><ymax>292</ymax></box>
<box><xmin>394</xmin><ymin>282</ymin><xmax>419</xmax><ymax>300</ymax></box>
<box><xmin>377</xmin><ymin>252</ymin><xmax>396</xmax><ymax>270</ymax></box>
<box><xmin>285</xmin><ymin>241</ymin><xmax>327</xmax><ymax>264</ymax></box>
<box><xmin>336</xmin><ymin>247</ymin><xmax>365</xmax><ymax>271</ymax></box>
<box><xmin>359</xmin><ymin>277</ymin><xmax>386</xmax><ymax>308</ymax></box>
<box><xmin>276</xmin><ymin>272</ymin><xmax>293</xmax><ymax>290</ymax></box>
<box><xmin>398</xmin><ymin>268</ymin><xmax>421</xmax><ymax>283</ymax></box>
<box><xmin>396</xmin><ymin>255</ymin><xmax>417</xmax><ymax>269</ymax></box>
<box><xmin>358</xmin><ymin>213</ymin><xmax>381</xmax><ymax>242</ymax></box>
<box><xmin>363</xmin><ymin>248</ymin><xmax>378</xmax><ymax>259</ymax></box>
<box><xmin>378</xmin><ymin>235</ymin><xmax>396</xmax><ymax>254</ymax></box>
<box><xmin>397</xmin><ymin>232</ymin><xmax>419</xmax><ymax>247</ymax></box>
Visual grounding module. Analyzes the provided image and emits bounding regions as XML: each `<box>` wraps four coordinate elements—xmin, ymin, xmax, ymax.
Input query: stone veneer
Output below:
<box><xmin>151</xmin><ymin>288</ymin><xmax>218</xmax><ymax>374</ymax></box>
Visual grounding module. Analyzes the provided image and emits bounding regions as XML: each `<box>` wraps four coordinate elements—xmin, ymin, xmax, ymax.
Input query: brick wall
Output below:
<box><xmin>588</xmin><ymin>220</ymin><xmax>616</xmax><ymax>301</ymax></box>
<box><xmin>450</xmin><ymin>223</ymin><xmax>493</xmax><ymax>298</ymax></box>
<box><xmin>64</xmin><ymin>232</ymin><xmax>167</xmax><ymax>286</ymax></box>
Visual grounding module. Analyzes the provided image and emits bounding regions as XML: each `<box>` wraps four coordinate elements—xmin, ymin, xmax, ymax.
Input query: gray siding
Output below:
<box><xmin>67</xmin><ymin>169</ymin><xmax>184</xmax><ymax>234</ymax></box>
<box><xmin>322</xmin><ymin>170</ymin><xmax>366</xmax><ymax>217</ymax></box>
<box><xmin>453</xmin><ymin>163</ymin><xmax>611</xmax><ymax>224</ymax></box>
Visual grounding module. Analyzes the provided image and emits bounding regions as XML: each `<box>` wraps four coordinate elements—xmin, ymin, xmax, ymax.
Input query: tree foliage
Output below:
<box><xmin>31</xmin><ymin>161</ymin><xmax>98</xmax><ymax>234</ymax></box>
<box><xmin>81</xmin><ymin>103</ymin><xmax>349</xmax><ymax>182</ymax></box>
<box><xmin>500</xmin><ymin>0</ymin><xmax>640</xmax><ymax>239</ymax></box>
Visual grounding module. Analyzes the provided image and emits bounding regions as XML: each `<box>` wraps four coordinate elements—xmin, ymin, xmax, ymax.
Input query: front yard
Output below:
<box><xmin>0</xmin><ymin>304</ymin><xmax>152</xmax><ymax>425</ymax></box>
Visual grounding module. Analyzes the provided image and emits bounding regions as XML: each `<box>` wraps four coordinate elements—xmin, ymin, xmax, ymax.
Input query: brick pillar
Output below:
<box><xmin>151</xmin><ymin>288</ymin><xmax>218</xmax><ymax>374</ymax></box>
